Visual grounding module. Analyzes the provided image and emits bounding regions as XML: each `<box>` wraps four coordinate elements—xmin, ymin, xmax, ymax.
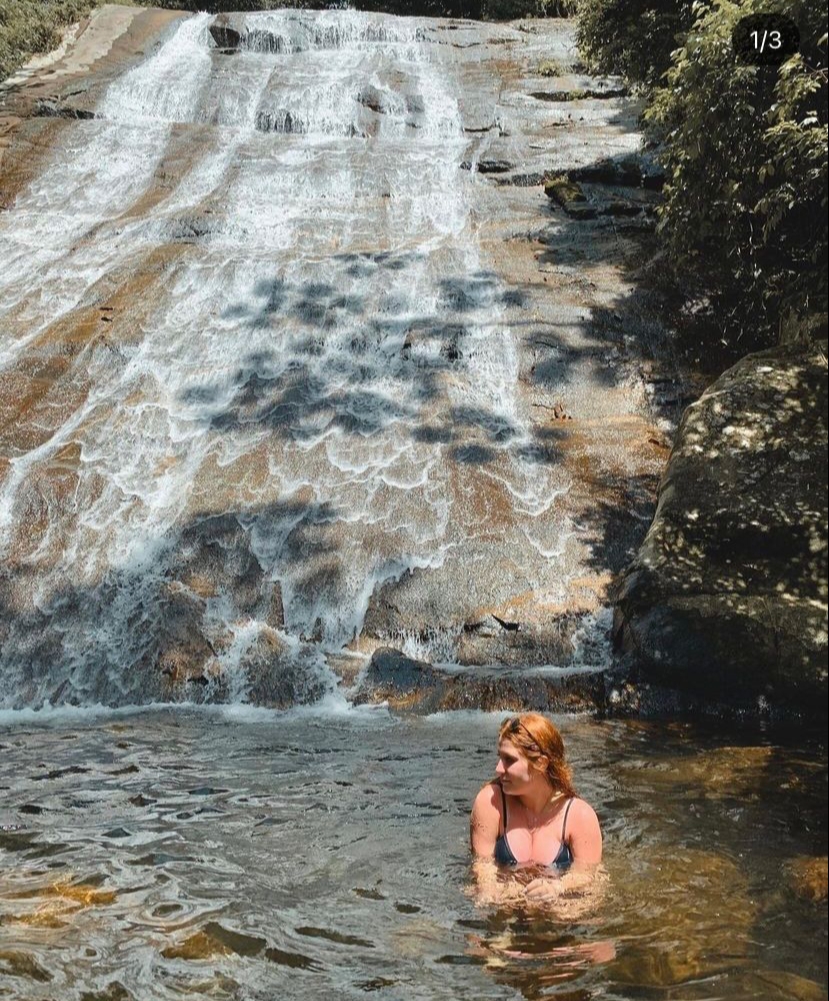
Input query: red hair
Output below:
<box><xmin>498</xmin><ymin>712</ymin><xmax>576</xmax><ymax>798</ymax></box>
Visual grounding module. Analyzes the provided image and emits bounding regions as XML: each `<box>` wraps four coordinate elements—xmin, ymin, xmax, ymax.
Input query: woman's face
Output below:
<box><xmin>495</xmin><ymin>738</ymin><xmax>537</xmax><ymax>791</ymax></box>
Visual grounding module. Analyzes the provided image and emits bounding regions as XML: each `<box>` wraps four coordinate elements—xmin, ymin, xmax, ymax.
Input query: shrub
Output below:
<box><xmin>576</xmin><ymin>0</ymin><xmax>696</xmax><ymax>86</ymax></box>
<box><xmin>647</xmin><ymin>0</ymin><xmax>828</xmax><ymax>347</ymax></box>
<box><xmin>481</xmin><ymin>0</ymin><xmax>577</xmax><ymax>19</ymax></box>
<box><xmin>0</xmin><ymin>0</ymin><xmax>104</xmax><ymax>81</ymax></box>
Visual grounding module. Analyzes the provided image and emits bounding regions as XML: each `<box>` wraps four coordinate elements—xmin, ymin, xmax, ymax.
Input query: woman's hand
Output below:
<box><xmin>524</xmin><ymin>876</ymin><xmax>563</xmax><ymax>902</ymax></box>
<box><xmin>469</xmin><ymin>858</ymin><xmax>526</xmax><ymax>906</ymax></box>
<box><xmin>524</xmin><ymin>865</ymin><xmax>608</xmax><ymax>917</ymax></box>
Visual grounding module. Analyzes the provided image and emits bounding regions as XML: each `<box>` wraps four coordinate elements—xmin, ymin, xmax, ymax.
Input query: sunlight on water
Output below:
<box><xmin>0</xmin><ymin>712</ymin><xmax>825</xmax><ymax>1000</ymax></box>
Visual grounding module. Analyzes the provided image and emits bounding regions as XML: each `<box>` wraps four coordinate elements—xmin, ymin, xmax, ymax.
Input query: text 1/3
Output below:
<box><xmin>732</xmin><ymin>14</ymin><xmax>799</xmax><ymax>66</ymax></box>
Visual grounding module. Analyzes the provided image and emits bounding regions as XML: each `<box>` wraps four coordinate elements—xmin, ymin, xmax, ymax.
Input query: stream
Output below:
<box><xmin>1</xmin><ymin>706</ymin><xmax>826</xmax><ymax>1000</ymax></box>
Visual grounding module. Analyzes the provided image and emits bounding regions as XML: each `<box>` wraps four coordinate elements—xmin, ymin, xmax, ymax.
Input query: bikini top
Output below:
<box><xmin>493</xmin><ymin>782</ymin><xmax>575</xmax><ymax>870</ymax></box>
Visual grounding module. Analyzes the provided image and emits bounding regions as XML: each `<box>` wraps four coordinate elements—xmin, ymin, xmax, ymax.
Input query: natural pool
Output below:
<box><xmin>1</xmin><ymin>704</ymin><xmax>826</xmax><ymax>1000</ymax></box>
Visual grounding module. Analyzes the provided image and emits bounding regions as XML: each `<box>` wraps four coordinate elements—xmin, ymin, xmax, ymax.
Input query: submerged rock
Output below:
<box><xmin>0</xmin><ymin>949</ymin><xmax>53</xmax><ymax>983</ymax></box>
<box><xmin>162</xmin><ymin>921</ymin><xmax>266</xmax><ymax>961</ymax></box>
<box><xmin>609</xmin><ymin>848</ymin><xmax>754</xmax><ymax>989</ymax></box>
<box><xmin>613</xmin><ymin>343</ymin><xmax>828</xmax><ymax>717</ymax></box>
<box><xmin>786</xmin><ymin>856</ymin><xmax>828</xmax><ymax>903</ymax></box>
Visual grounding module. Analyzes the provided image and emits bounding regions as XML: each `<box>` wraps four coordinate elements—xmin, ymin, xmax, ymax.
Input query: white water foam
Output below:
<box><xmin>98</xmin><ymin>14</ymin><xmax>214</xmax><ymax>124</ymax></box>
<box><xmin>0</xmin><ymin>15</ymin><xmax>215</xmax><ymax>373</ymax></box>
<box><xmin>1</xmin><ymin>10</ymin><xmax>575</xmax><ymax>709</ymax></box>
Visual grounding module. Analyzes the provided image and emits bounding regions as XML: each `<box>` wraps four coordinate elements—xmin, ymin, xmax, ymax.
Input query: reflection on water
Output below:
<box><xmin>0</xmin><ymin>707</ymin><xmax>826</xmax><ymax>1000</ymax></box>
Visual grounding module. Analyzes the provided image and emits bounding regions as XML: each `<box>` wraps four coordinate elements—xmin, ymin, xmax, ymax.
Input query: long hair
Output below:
<box><xmin>498</xmin><ymin>713</ymin><xmax>577</xmax><ymax>798</ymax></box>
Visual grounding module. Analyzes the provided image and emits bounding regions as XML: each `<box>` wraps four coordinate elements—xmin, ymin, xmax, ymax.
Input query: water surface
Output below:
<box><xmin>1</xmin><ymin>706</ymin><xmax>826</xmax><ymax>999</ymax></box>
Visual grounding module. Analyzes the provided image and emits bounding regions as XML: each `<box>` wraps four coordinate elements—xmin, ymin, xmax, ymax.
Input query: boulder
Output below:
<box><xmin>530</xmin><ymin>86</ymin><xmax>629</xmax><ymax>102</ymax></box>
<box><xmin>34</xmin><ymin>101</ymin><xmax>95</xmax><ymax>120</ymax></box>
<box><xmin>356</xmin><ymin>85</ymin><xmax>390</xmax><ymax>114</ymax></box>
<box><xmin>613</xmin><ymin>343</ymin><xmax>828</xmax><ymax>717</ymax></box>
<box><xmin>240</xmin><ymin>627</ymin><xmax>326</xmax><ymax>707</ymax></box>
<box><xmin>569</xmin><ymin>152</ymin><xmax>665</xmax><ymax>191</ymax></box>
<box><xmin>153</xmin><ymin>584</ymin><xmax>215</xmax><ymax>686</ymax></box>
<box><xmin>471</xmin><ymin>159</ymin><xmax>514</xmax><ymax>174</ymax></box>
<box><xmin>208</xmin><ymin>22</ymin><xmax>241</xmax><ymax>50</ymax></box>
<box><xmin>544</xmin><ymin>176</ymin><xmax>597</xmax><ymax>219</ymax></box>
<box><xmin>544</xmin><ymin>176</ymin><xmax>585</xmax><ymax>205</ymax></box>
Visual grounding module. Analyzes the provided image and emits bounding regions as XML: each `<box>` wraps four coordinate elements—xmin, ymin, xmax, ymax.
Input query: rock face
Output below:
<box><xmin>352</xmin><ymin>647</ymin><xmax>607</xmax><ymax>713</ymax></box>
<box><xmin>614</xmin><ymin>343</ymin><xmax>828</xmax><ymax>716</ymax></box>
<box><xmin>0</xmin><ymin>10</ymin><xmax>669</xmax><ymax>709</ymax></box>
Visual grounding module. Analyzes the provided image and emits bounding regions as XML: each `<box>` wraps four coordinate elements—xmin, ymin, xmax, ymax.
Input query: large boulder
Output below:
<box><xmin>613</xmin><ymin>343</ymin><xmax>828</xmax><ymax>717</ymax></box>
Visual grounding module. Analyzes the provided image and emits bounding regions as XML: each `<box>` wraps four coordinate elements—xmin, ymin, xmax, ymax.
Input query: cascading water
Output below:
<box><xmin>0</xmin><ymin>11</ymin><xmax>576</xmax><ymax>709</ymax></box>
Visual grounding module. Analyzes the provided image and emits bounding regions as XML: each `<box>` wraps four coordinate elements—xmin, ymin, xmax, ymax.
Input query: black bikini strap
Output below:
<box><xmin>498</xmin><ymin>782</ymin><xmax>508</xmax><ymax>837</ymax></box>
<box><xmin>560</xmin><ymin>797</ymin><xmax>575</xmax><ymax>844</ymax></box>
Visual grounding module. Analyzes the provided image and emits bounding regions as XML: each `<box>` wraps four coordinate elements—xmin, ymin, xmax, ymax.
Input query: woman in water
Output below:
<box><xmin>470</xmin><ymin>713</ymin><xmax>602</xmax><ymax>905</ymax></box>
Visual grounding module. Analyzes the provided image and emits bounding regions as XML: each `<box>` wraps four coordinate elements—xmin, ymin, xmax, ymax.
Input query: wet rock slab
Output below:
<box><xmin>0</xmin><ymin>9</ymin><xmax>673</xmax><ymax>711</ymax></box>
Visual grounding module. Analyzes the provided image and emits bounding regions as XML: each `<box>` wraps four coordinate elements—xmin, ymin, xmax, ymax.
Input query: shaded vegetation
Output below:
<box><xmin>576</xmin><ymin>0</ymin><xmax>695</xmax><ymax>86</ymax></box>
<box><xmin>140</xmin><ymin>0</ymin><xmax>577</xmax><ymax>17</ymax></box>
<box><xmin>479</xmin><ymin>0</ymin><xmax>576</xmax><ymax>20</ymax></box>
<box><xmin>0</xmin><ymin>0</ymin><xmax>113</xmax><ymax>81</ymax></box>
<box><xmin>649</xmin><ymin>0</ymin><xmax>828</xmax><ymax>350</ymax></box>
<box><xmin>0</xmin><ymin>0</ymin><xmax>576</xmax><ymax>84</ymax></box>
<box><xmin>577</xmin><ymin>0</ymin><xmax>828</xmax><ymax>353</ymax></box>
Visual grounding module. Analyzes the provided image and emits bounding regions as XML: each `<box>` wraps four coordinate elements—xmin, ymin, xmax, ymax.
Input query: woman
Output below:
<box><xmin>470</xmin><ymin>713</ymin><xmax>602</xmax><ymax>904</ymax></box>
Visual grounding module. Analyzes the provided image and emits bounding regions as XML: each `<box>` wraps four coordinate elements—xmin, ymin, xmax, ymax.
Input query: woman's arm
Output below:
<box><xmin>568</xmin><ymin>798</ymin><xmax>602</xmax><ymax>865</ymax></box>
<box><xmin>469</xmin><ymin>857</ymin><xmax>526</xmax><ymax>906</ymax></box>
<box><xmin>469</xmin><ymin>783</ymin><xmax>500</xmax><ymax>857</ymax></box>
<box><xmin>469</xmin><ymin>784</ymin><xmax>526</xmax><ymax>906</ymax></box>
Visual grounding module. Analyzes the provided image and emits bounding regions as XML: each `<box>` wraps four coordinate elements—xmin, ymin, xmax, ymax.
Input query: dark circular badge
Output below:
<box><xmin>732</xmin><ymin>13</ymin><xmax>800</xmax><ymax>66</ymax></box>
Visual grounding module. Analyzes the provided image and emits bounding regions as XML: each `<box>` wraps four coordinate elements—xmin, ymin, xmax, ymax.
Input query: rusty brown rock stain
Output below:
<box><xmin>0</xmin><ymin>118</ymin><xmax>71</xmax><ymax>210</ymax></box>
<box><xmin>9</xmin><ymin>879</ymin><xmax>117</xmax><ymax>907</ymax></box>
<box><xmin>0</xmin><ymin>243</ymin><xmax>189</xmax><ymax>473</ymax></box>
<box><xmin>786</xmin><ymin>856</ymin><xmax>828</xmax><ymax>902</ymax></box>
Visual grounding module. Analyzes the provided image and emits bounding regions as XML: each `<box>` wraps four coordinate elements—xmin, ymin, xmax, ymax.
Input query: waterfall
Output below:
<box><xmin>0</xmin><ymin>11</ymin><xmax>569</xmax><ymax>709</ymax></box>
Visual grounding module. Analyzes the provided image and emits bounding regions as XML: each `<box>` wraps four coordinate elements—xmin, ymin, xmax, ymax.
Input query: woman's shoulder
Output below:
<box><xmin>565</xmin><ymin>796</ymin><xmax>601</xmax><ymax>832</ymax></box>
<box><xmin>472</xmin><ymin>781</ymin><xmax>502</xmax><ymax>813</ymax></box>
<box><xmin>563</xmin><ymin>796</ymin><xmax>602</xmax><ymax>862</ymax></box>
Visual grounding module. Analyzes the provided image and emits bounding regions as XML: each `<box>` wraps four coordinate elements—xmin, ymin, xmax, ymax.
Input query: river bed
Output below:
<box><xmin>1</xmin><ymin>705</ymin><xmax>826</xmax><ymax>1000</ymax></box>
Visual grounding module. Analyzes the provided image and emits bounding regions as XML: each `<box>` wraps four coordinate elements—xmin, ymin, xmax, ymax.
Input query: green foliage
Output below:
<box><xmin>576</xmin><ymin>0</ymin><xmax>696</xmax><ymax>86</ymax></box>
<box><xmin>647</xmin><ymin>0</ymin><xmax>828</xmax><ymax>347</ymax></box>
<box><xmin>481</xmin><ymin>0</ymin><xmax>577</xmax><ymax>19</ymax></box>
<box><xmin>537</xmin><ymin>58</ymin><xmax>562</xmax><ymax>74</ymax></box>
<box><xmin>0</xmin><ymin>0</ymin><xmax>106</xmax><ymax>81</ymax></box>
<box><xmin>0</xmin><ymin>0</ymin><xmax>578</xmax><ymax>82</ymax></box>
